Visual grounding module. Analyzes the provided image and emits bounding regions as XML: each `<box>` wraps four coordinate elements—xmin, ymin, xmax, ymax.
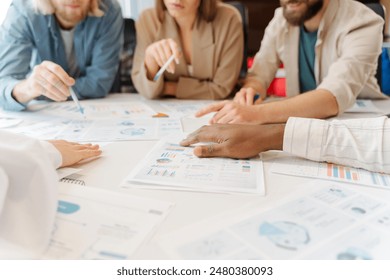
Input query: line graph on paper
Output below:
<box><xmin>271</xmin><ymin>157</ymin><xmax>390</xmax><ymax>191</ymax></box>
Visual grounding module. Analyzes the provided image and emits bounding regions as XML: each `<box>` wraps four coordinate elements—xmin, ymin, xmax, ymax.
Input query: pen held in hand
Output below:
<box><xmin>69</xmin><ymin>87</ymin><xmax>85</xmax><ymax>116</ymax></box>
<box><xmin>253</xmin><ymin>94</ymin><xmax>260</xmax><ymax>104</ymax></box>
<box><xmin>153</xmin><ymin>54</ymin><xmax>176</xmax><ymax>81</ymax></box>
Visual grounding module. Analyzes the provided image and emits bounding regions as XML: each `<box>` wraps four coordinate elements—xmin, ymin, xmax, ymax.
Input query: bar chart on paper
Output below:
<box><xmin>271</xmin><ymin>157</ymin><xmax>390</xmax><ymax>190</ymax></box>
<box><xmin>124</xmin><ymin>139</ymin><xmax>265</xmax><ymax>195</ymax></box>
<box><xmin>325</xmin><ymin>163</ymin><xmax>390</xmax><ymax>188</ymax></box>
<box><xmin>326</xmin><ymin>164</ymin><xmax>360</xmax><ymax>181</ymax></box>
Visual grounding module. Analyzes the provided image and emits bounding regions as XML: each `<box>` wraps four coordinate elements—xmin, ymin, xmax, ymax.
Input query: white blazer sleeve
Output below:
<box><xmin>0</xmin><ymin>131</ymin><xmax>60</xmax><ymax>257</ymax></box>
<box><xmin>283</xmin><ymin>117</ymin><xmax>390</xmax><ymax>174</ymax></box>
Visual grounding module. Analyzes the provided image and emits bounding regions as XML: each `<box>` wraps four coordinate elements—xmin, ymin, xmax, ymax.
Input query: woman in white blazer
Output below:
<box><xmin>0</xmin><ymin>131</ymin><xmax>101</xmax><ymax>258</ymax></box>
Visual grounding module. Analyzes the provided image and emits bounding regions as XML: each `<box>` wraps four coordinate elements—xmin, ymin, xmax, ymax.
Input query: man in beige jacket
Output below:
<box><xmin>197</xmin><ymin>0</ymin><xmax>387</xmax><ymax>124</ymax></box>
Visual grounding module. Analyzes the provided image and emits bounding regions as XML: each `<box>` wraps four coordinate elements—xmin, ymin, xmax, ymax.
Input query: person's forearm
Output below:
<box><xmin>284</xmin><ymin>116</ymin><xmax>390</xmax><ymax>174</ymax></box>
<box><xmin>258</xmin><ymin>89</ymin><xmax>339</xmax><ymax>124</ymax></box>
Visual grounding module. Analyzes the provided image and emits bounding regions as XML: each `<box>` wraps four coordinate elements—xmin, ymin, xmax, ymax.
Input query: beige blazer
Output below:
<box><xmin>131</xmin><ymin>3</ymin><xmax>243</xmax><ymax>100</ymax></box>
<box><xmin>247</xmin><ymin>0</ymin><xmax>387</xmax><ymax>113</ymax></box>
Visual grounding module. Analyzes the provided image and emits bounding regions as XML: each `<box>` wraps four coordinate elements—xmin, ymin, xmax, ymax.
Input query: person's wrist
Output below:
<box><xmin>12</xmin><ymin>81</ymin><xmax>34</xmax><ymax>104</ymax></box>
<box><xmin>44</xmin><ymin>140</ymin><xmax>63</xmax><ymax>169</ymax></box>
<box><xmin>266</xmin><ymin>123</ymin><xmax>285</xmax><ymax>151</ymax></box>
<box><xmin>144</xmin><ymin>56</ymin><xmax>159</xmax><ymax>80</ymax></box>
<box><xmin>252</xmin><ymin>103</ymin><xmax>267</xmax><ymax>125</ymax></box>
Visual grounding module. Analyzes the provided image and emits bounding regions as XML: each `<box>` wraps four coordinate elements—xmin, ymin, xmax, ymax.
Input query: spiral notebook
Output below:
<box><xmin>60</xmin><ymin>177</ymin><xmax>86</xmax><ymax>186</ymax></box>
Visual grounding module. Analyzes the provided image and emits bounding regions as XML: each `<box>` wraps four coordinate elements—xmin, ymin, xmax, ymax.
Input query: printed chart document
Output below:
<box><xmin>6</xmin><ymin>117</ymin><xmax>183</xmax><ymax>142</ymax></box>
<box><xmin>270</xmin><ymin>156</ymin><xmax>390</xmax><ymax>191</ymax></box>
<box><xmin>6</xmin><ymin>120</ymin><xmax>66</xmax><ymax>140</ymax></box>
<box><xmin>0</xmin><ymin>101</ymin><xmax>158</xmax><ymax>124</ymax></box>
<box><xmin>123</xmin><ymin>139</ymin><xmax>265</xmax><ymax>195</ymax></box>
<box><xmin>53</xmin><ymin>118</ymin><xmax>183</xmax><ymax>142</ymax></box>
<box><xmin>158</xmin><ymin>181</ymin><xmax>390</xmax><ymax>259</ymax></box>
<box><xmin>28</xmin><ymin>101</ymin><xmax>158</xmax><ymax>120</ymax></box>
<box><xmin>42</xmin><ymin>184</ymin><xmax>173</xmax><ymax>259</ymax></box>
<box><xmin>159</xmin><ymin>100</ymin><xmax>215</xmax><ymax>117</ymax></box>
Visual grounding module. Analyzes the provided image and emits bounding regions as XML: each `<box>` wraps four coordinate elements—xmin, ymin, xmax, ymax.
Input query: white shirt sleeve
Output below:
<box><xmin>40</xmin><ymin>141</ymin><xmax>62</xmax><ymax>169</ymax></box>
<box><xmin>283</xmin><ymin>117</ymin><xmax>390</xmax><ymax>174</ymax></box>
<box><xmin>0</xmin><ymin>131</ymin><xmax>59</xmax><ymax>257</ymax></box>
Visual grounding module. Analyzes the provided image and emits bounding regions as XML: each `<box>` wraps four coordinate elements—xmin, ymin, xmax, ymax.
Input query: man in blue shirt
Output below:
<box><xmin>0</xmin><ymin>0</ymin><xmax>123</xmax><ymax>111</ymax></box>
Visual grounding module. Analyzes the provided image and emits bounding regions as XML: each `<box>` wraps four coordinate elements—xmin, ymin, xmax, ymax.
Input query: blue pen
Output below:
<box><xmin>253</xmin><ymin>93</ymin><xmax>260</xmax><ymax>103</ymax></box>
<box><xmin>69</xmin><ymin>87</ymin><xmax>85</xmax><ymax>116</ymax></box>
<box><xmin>153</xmin><ymin>54</ymin><xmax>176</xmax><ymax>81</ymax></box>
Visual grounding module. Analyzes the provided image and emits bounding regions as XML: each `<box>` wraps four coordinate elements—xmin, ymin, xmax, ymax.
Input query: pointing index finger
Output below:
<box><xmin>193</xmin><ymin>144</ymin><xmax>224</xmax><ymax>158</ymax></box>
<box><xmin>195</xmin><ymin>101</ymin><xmax>227</xmax><ymax>118</ymax></box>
<box><xmin>180</xmin><ymin>129</ymin><xmax>203</xmax><ymax>147</ymax></box>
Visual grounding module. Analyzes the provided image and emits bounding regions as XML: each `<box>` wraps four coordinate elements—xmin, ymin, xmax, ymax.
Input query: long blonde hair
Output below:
<box><xmin>32</xmin><ymin>0</ymin><xmax>104</xmax><ymax>17</ymax></box>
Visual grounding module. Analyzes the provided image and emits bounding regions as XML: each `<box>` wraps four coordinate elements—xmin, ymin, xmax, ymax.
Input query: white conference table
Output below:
<box><xmin>49</xmin><ymin>93</ymin><xmax>390</xmax><ymax>259</ymax></box>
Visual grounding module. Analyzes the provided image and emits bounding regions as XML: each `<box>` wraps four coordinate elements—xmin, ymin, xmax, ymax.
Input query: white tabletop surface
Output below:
<box><xmin>51</xmin><ymin>94</ymin><xmax>390</xmax><ymax>259</ymax></box>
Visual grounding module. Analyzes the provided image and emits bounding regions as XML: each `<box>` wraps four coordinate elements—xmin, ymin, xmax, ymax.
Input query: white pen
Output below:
<box><xmin>69</xmin><ymin>87</ymin><xmax>85</xmax><ymax>116</ymax></box>
<box><xmin>153</xmin><ymin>54</ymin><xmax>176</xmax><ymax>81</ymax></box>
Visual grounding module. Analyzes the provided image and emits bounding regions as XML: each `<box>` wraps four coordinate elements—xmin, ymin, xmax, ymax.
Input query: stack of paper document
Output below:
<box><xmin>158</xmin><ymin>181</ymin><xmax>390</xmax><ymax>259</ymax></box>
<box><xmin>123</xmin><ymin>138</ymin><xmax>265</xmax><ymax>195</ymax></box>
<box><xmin>42</xmin><ymin>184</ymin><xmax>173</xmax><ymax>259</ymax></box>
<box><xmin>1</xmin><ymin>102</ymin><xmax>184</xmax><ymax>141</ymax></box>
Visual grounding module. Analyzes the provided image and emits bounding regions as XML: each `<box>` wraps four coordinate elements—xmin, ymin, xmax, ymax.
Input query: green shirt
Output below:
<box><xmin>299</xmin><ymin>26</ymin><xmax>318</xmax><ymax>93</ymax></box>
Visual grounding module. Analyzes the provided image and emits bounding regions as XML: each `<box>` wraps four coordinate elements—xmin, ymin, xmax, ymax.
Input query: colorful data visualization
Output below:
<box><xmin>271</xmin><ymin>157</ymin><xmax>390</xmax><ymax>190</ymax></box>
<box><xmin>124</xmin><ymin>139</ymin><xmax>265</xmax><ymax>195</ymax></box>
